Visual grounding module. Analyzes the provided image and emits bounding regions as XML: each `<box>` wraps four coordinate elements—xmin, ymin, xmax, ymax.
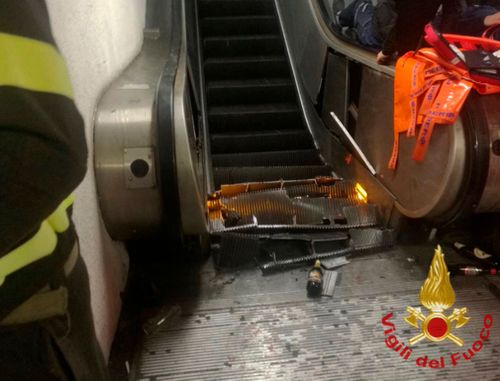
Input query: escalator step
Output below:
<box><xmin>208</xmin><ymin>103</ymin><xmax>302</xmax><ymax>132</ymax></box>
<box><xmin>204</xmin><ymin>56</ymin><xmax>289</xmax><ymax>81</ymax></box>
<box><xmin>210</xmin><ymin>130</ymin><xmax>315</xmax><ymax>154</ymax></box>
<box><xmin>214</xmin><ymin>165</ymin><xmax>333</xmax><ymax>187</ymax></box>
<box><xmin>204</xmin><ymin>34</ymin><xmax>283</xmax><ymax>58</ymax></box>
<box><xmin>207</xmin><ymin>78</ymin><xmax>295</xmax><ymax>106</ymax></box>
<box><xmin>201</xmin><ymin>15</ymin><xmax>279</xmax><ymax>37</ymax></box>
<box><xmin>199</xmin><ymin>0</ymin><xmax>274</xmax><ymax>18</ymax></box>
<box><xmin>212</xmin><ymin>149</ymin><xmax>323</xmax><ymax>167</ymax></box>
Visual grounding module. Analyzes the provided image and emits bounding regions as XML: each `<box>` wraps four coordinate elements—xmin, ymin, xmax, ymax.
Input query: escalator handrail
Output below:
<box><xmin>156</xmin><ymin>0</ymin><xmax>184</xmax><ymax>244</ymax></box>
<box><xmin>274</xmin><ymin>0</ymin><xmax>397</xmax><ymax>203</ymax></box>
<box><xmin>308</xmin><ymin>0</ymin><xmax>395</xmax><ymax>77</ymax></box>
<box><xmin>189</xmin><ymin>0</ymin><xmax>215</xmax><ymax>194</ymax></box>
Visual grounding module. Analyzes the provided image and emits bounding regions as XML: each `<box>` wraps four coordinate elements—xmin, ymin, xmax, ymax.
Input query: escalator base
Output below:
<box><xmin>133</xmin><ymin>247</ymin><xmax>500</xmax><ymax>380</ymax></box>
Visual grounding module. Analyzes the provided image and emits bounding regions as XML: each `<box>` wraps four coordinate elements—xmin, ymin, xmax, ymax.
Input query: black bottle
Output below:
<box><xmin>448</xmin><ymin>264</ymin><xmax>498</xmax><ymax>276</ymax></box>
<box><xmin>307</xmin><ymin>260</ymin><xmax>323</xmax><ymax>297</ymax></box>
<box><xmin>453</xmin><ymin>242</ymin><xmax>499</xmax><ymax>267</ymax></box>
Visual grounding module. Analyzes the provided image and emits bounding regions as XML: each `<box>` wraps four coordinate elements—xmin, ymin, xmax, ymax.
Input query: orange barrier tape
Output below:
<box><xmin>389</xmin><ymin>48</ymin><xmax>500</xmax><ymax>170</ymax></box>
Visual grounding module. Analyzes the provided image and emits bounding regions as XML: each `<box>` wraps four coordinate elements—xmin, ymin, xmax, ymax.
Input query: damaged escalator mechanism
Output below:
<box><xmin>208</xmin><ymin>177</ymin><xmax>395</xmax><ymax>272</ymax></box>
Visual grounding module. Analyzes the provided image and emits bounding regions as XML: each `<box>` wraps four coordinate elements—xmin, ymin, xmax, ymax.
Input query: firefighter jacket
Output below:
<box><xmin>0</xmin><ymin>1</ymin><xmax>87</xmax><ymax>319</ymax></box>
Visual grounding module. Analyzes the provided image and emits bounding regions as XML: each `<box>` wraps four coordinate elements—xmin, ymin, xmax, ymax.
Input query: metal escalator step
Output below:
<box><xmin>212</xmin><ymin>149</ymin><xmax>323</xmax><ymax>167</ymax></box>
<box><xmin>208</xmin><ymin>103</ymin><xmax>301</xmax><ymax>132</ymax></box>
<box><xmin>204</xmin><ymin>34</ymin><xmax>283</xmax><ymax>58</ymax></box>
<box><xmin>350</xmin><ymin>228</ymin><xmax>395</xmax><ymax>250</ymax></box>
<box><xmin>210</xmin><ymin>130</ymin><xmax>314</xmax><ymax>154</ymax></box>
<box><xmin>207</xmin><ymin>78</ymin><xmax>295</xmax><ymax>106</ymax></box>
<box><xmin>204</xmin><ymin>56</ymin><xmax>289</xmax><ymax>81</ymax></box>
<box><xmin>213</xmin><ymin>165</ymin><xmax>333</xmax><ymax>188</ymax></box>
<box><xmin>218</xmin><ymin>190</ymin><xmax>374</xmax><ymax>227</ymax></box>
<box><xmin>135</xmin><ymin>265</ymin><xmax>500</xmax><ymax>380</ymax></box>
<box><xmin>199</xmin><ymin>0</ymin><xmax>274</xmax><ymax>18</ymax></box>
<box><xmin>343</xmin><ymin>204</ymin><xmax>380</xmax><ymax>228</ymax></box>
<box><xmin>201</xmin><ymin>15</ymin><xmax>279</xmax><ymax>37</ymax></box>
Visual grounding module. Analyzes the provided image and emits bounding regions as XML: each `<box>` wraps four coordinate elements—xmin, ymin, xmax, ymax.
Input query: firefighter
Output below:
<box><xmin>0</xmin><ymin>1</ymin><xmax>109</xmax><ymax>379</ymax></box>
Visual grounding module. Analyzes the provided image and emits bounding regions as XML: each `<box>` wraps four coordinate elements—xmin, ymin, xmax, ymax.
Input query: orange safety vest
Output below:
<box><xmin>389</xmin><ymin>48</ymin><xmax>500</xmax><ymax>170</ymax></box>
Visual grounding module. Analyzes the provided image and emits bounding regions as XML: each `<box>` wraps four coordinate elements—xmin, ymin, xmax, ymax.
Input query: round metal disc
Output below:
<box><xmin>354</xmin><ymin>68</ymin><xmax>467</xmax><ymax>220</ymax></box>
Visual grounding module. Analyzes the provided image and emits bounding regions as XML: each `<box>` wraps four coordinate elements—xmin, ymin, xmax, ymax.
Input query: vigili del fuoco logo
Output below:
<box><xmin>381</xmin><ymin>246</ymin><xmax>493</xmax><ymax>368</ymax></box>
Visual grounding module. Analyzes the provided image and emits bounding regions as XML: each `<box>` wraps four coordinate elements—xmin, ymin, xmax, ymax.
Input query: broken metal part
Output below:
<box><xmin>142</xmin><ymin>305</ymin><xmax>181</xmax><ymax>336</ymax></box>
<box><xmin>260</xmin><ymin>247</ymin><xmax>352</xmax><ymax>275</ymax></box>
<box><xmin>321</xmin><ymin>256</ymin><xmax>350</xmax><ymax>270</ymax></box>
<box><xmin>219</xmin><ymin>176</ymin><xmax>340</xmax><ymax>198</ymax></box>
<box><xmin>322</xmin><ymin>270</ymin><xmax>338</xmax><ymax>297</ymax></box>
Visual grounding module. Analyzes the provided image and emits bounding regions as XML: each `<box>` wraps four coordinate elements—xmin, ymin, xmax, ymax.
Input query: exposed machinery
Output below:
<box><xmin>93</xmin><ymin>1</ymin><xmax>500</xmax><ymax>380</ymax></box>
<box><xmin>94</xmin><ymin>0</ymin><xmax>500</xmax><ymax>251</ymax></box>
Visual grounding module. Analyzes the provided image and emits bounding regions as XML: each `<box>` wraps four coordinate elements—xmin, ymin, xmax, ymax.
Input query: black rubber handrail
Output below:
<box><xmin>156</xmin><ymin>0</ymin><xmax>184</xmax><ymax>246</ymax></box>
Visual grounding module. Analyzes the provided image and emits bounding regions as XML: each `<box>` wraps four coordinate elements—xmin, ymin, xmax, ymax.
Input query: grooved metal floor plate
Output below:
<box><xmin>132</xmin><ymin>246</ymin><xmax>500</xmax><ymax>380</ymax></box>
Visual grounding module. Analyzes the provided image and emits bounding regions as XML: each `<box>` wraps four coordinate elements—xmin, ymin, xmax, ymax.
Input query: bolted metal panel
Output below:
<box><xmin>94</xmin><ymin>36</ymin><xmax>168</xmax><ymax>240</ymax></box>
<box><xmin>133</xmin><ymin>250</ymin><xmax>500</xmax><ymax>381</ymax></box>
<box><xmin>123</xmin><ymin>147</ymin><xmax>157</xmax><ymax>189</ymax></box>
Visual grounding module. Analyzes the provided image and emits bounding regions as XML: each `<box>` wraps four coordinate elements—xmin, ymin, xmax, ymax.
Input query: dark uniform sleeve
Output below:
<box><xmin>382</xmin><ymin>0</ymin><xmax>402</xmax><ymax>56</ymax></box>
<box><xmin>0</xmin><ymin>1</ymin><xmax>87</xmax><ymax>256</ymax></box>
<box><xmin>381</xmin><ymin>27</ymin><xmax>398</xmax><ymax>56</ymax></box>
<box><xmin>374</xmin><ymin>0</ymin><xmax>398</xmax><ymax>56</ymax></box>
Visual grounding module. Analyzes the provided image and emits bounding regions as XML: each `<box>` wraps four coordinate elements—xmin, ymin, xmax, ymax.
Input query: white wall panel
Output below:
<box><xmin>46</xmin><ymin>0</ymin><xmax>146</xmax><ymax>358</ymax></box>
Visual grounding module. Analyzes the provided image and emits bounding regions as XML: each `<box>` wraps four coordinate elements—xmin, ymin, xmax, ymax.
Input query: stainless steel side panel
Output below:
<box><xmin>275</xmin><ymin>0</ymin><xmax>397</xmax><ymax>226</ymax></box>
<box><xmin>308</xmin><ymin>0</ymin><xmax>394</xmax><ymax>77</ymax></box>
<box><xmin>276</xmin><ymin>0</ymin><xmax>327</xmax><ymax>103</ymax></box>
<box><xmin>94</xmin><ymin>36</ymin><xmax>169</xmax><ymax>240</ymax></box>
<box><xmin>355</xmin><ymin>66</ymin><xmax>467</xmax><ymax>219</ymax></box>
<box><xmin>173</xmin><ymin>38</ymin><xmax>208</xmax><ymax>236</ymax></box>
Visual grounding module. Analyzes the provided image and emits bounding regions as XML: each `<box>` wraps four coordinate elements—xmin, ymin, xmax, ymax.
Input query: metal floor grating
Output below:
<box><xmin>132</xmin><ymin>246</ymin><xmax>500</xmax><ymax>380</ymax></box>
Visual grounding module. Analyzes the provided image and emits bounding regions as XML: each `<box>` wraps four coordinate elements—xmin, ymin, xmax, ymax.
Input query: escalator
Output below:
<box><xmin>104</xmin><ymin>1</ymin><xmax>500</xmax><ymax>380</ymax></box>
<box><xmin>200</xmin><ymin>0</ymin><xmax>332</xmax><ymax>188</ymax></box>
<box><xmin>194</xmin><ymin>0</ymin><xmax>393</xmax><ymax>270</ymax></box>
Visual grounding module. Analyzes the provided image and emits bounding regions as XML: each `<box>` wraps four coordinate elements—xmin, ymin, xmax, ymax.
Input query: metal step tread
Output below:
<box><xmin>213</xmin><ymin>165</ymin><xmax>333</xmax><ymax>187</ymax></box>
<box><xmin>199</xmin><ymin>0</ymin><xmax>275</xmax><ymax>18</ymax></box>
<box><xmin>212</xmin><ymin>149</ymin><xmax>323</xmax><ymax>167</ymax></box>
<box><xmin>210</xmin><ymin>130</ymin><xmax>314</xmax><ymax>153</ymax></box>
<box><xmin>209</xmin><ymin>103</ymin><xmax>299</xmax><ymax>116</ymax></box>
<box><xmin>133</xmin><ymin>249</ymin><xmax>500</xmax><ymax>381</ymax></box>
<box><xmin>207</xmin><ymin>78</ymin><xmax>293</xmax><ymax>89</ymax></box>
<box><xmin>204</xmin><ymin>34</ymin><xmax>281</xmax><ymax>42</ymax></box>
<box><xmin>205</xmin><ymin>55</ymin><xmax>286</xmax><ymax>65</ymax></box>
<box><xmin>202</xmin><ymin>15</ymin><xmax>276</xmax><ymax>22</ymax></box>
<box><xmin>201</xmin><ymin>15</ymin><xmax>279</xmax><ymax>37</ymax></box>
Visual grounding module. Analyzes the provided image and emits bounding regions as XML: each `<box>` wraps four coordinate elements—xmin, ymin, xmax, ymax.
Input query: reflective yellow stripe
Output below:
<box><xmin>0</xmin><ymin>32</ymin><xmax>73</xmax><ymax>99</ymax></box>
<box><xmin>47</xmin><ymin>193</ymin><xmax>74</xmax><ymax>233</ymax></box>
<box><xmin>0</xmin><ymin>195</ymin><xmax>75</xmax><ymax>286</ymax></box>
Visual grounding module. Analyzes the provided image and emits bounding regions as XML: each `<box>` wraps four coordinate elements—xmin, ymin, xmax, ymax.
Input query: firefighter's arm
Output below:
<box><xmin>0</xmin><ymin>1</ymin><xmax>87</xmax><ymax>255</ymax></box>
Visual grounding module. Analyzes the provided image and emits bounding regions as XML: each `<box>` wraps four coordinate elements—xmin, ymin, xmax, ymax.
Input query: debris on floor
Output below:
<box><xmin>142</xmin><ymin>305</ymin><xmax>181</xmax><ymax>336</ymax></box>
<box><xmin>321</xmin><ymin>270</ymin><xmax>338</xmax><ymax>297</ymax></box>
<box><xmin>453</xmin><ymin>241</ymin><xmax>499</xmax><ymax>267</ymax></box>
<box><xmin>449</xmin><ymin>264</ymin><xmax>498</xmax><ymax>276</ymax></box>
<box><xmin>321</xmin><ymin>256</ymin><xmax>350</xmax><ymax>270</ymax></box>
<box><xmin>306</xmin><ymin>260</ymin><xmax>323</xmax><ymax>297</ymax></box>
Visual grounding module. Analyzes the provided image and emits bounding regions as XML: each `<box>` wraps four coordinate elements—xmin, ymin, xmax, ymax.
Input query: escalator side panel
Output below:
<box><xmin>354</xmin><ymin>66</ymin><xmax>468</xmax><ymax>221</ymax></box>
